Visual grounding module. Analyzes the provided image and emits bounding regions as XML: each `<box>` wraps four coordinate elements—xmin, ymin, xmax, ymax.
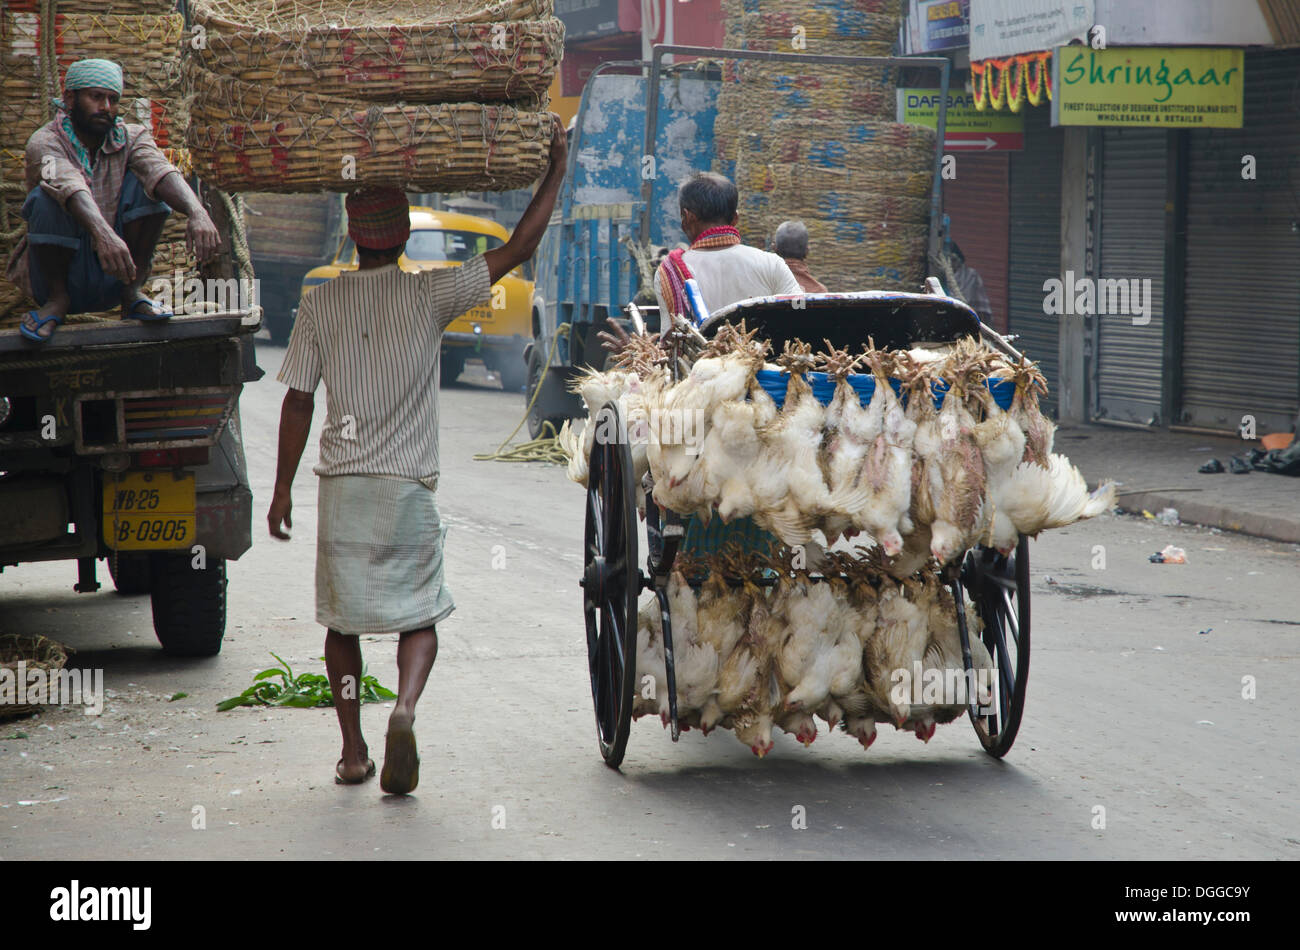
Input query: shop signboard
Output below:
<box><xmin>1052</xmin><ymin>46</ymin><xmax>1245</xmax><ymax>128</ymax></box>
<box><xmin>897</xmin><ymin>88</ymin><xmax>1025</xmax><ymax>150</ymax></box>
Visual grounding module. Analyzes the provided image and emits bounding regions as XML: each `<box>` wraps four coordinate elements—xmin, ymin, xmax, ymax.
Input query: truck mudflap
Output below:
<box><xmin>194</xmin><ymin>406</ymin><xmax>252</xmax><ymax>561</ymax></box>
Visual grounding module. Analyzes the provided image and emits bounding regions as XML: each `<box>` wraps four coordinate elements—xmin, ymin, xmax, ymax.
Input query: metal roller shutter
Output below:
<box><xmin>1179</xmin><ymin>48</ymin><xmax>1300</xmax><ymax>433</ymax></box>
<box><xmin>1008</xmin><ymin>105</ymin><xmax>1064</xmax><ymax>414</ymax></box>
<box><xmin>1094</xmin><ymin>128</ymin><xmax>1168</xmax><ymax>425</ymax></box>
<box><xmin>943</xmin><ymin>153</ymin><xmax>1011</xmax><ymax>333</ymax></box>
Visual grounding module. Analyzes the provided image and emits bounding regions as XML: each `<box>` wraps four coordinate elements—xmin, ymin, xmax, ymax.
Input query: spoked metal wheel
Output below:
<box><xmin>581</xmin><ymin>402</ymin><xmax>640</xmax><ymax>768</ymax></box>
<box><xmin>958</xmin><ymin>536</ymin><xmax>1031</xmax><ymax>758</ymax></box>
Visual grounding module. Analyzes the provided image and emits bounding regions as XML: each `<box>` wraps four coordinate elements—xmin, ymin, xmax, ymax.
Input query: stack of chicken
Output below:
<box><xmin>182</xmin><ymin>0</ymin><xmax>563</xmax><ymax>193</ymax></box>
<box><xmin>713</xmin><ymin>0</ymin><xmax>934</xmax><ymax>292</ymax></box>
<box><xmin>631</xmin><ymin>551</ymin><xmax>994</xmax><ymax>756</ymax></box>
<box><xmin>559</xmin><ymin>323</ymin><xmax>1115</xmax><ymax>756</ymax></box>
<box><xmin>0</xmin><ymin>0</ymin><xmax>187</xmax><ymax>319</ymax></box>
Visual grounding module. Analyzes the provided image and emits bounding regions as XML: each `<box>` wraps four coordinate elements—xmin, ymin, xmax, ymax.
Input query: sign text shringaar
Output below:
<box><xmin>0</xmin><ymin>661</ymin><xmax>102</xmax><ymax>715</ymax></box>
<box><xmin>1054</xmin><ymin>46</ymin><xmax>1244</xmax><ymax>128</ymax></box>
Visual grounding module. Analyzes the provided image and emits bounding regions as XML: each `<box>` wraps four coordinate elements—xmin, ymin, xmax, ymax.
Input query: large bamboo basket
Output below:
<box><xmin>1</xmin><ymin>1</ymin><xmax>177</xmax><ymax>13</ymax></box>
<box><xmin>0</xmin><ymin>634</ymin><xmax>70</xmax><ymax>721</ymax></box>
<box><xmin>190</xmin><ymin>0</ymin><xmax>555</xmax><ymax>31</ymax></box>
<box><xmin>186</xmin><ymin>67</ymin><xmax>554</xmax><ymax>192</ymax></box>
<box><xmin>0</xmin><ymin>11</ymin><xmax>183</xmax><ymax>100</ymax></box>
<box><xmin>189</xmin><ymin>1</ymin><xmax>564</xmax><ymax>104</ymax></box>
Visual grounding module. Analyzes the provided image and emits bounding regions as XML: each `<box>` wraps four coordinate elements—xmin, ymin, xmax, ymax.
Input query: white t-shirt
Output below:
<box><xmin>654</xmin><ymin>243</ymin><xmax>802</xmax><ymax>319</ymax></box>
<box><xmin>277</xmin><ymin>256</ymin><xmax>492</xmax><ymax>486</ymax></box>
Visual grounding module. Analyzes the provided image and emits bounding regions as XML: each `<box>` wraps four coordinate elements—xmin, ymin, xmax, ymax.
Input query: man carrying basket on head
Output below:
<box><xmin>268</xmin><ymin>120</ymin><xmax>567</xmax><ymax>794</ymax></box>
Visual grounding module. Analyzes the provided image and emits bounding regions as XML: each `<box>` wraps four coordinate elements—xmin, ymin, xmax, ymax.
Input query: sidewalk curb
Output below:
<box><xmin>1113</xmin><ymin>490</ymin><xmax>1300</xmax><ymax>545</ymax></box>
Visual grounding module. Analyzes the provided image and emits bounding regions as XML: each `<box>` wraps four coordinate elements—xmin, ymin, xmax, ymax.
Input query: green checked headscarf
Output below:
<box><xmin>55</xmin><ymin>58</ymin><xmax>128</xmax><ymax>175</ymax></box>
<box><xmin>64</xmin><ymin>59</ymin><xmax>124</xmax><ymax>94</ymax></box>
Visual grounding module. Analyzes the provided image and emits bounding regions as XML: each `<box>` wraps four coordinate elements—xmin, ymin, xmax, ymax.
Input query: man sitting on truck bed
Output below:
<box><xmin>5</xmin><ymin>58</ymin><xmax>220</xmax><ymax>343</ymax></box>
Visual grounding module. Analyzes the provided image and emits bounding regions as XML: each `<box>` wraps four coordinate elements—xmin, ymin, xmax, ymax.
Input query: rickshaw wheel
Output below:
<box><xmin>959</xmin><ymin>536</ymin><xmax>1031</xmax><ymax>758</ymax></box>
<box><xmin>581</xmin><ymin>402</ymin><xmax>640</xmax><ymax>769</ymax></box>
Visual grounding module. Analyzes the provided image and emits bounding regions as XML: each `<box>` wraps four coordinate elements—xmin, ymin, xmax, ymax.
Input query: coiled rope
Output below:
<box><xmin>473</xmin><ymin>321</ymin><xmax>569</xmax><ymax>464</ymax></box>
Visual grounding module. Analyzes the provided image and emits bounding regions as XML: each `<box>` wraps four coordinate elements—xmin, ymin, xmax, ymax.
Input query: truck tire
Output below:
<box><xmin>498</xmin><ymin>353</ymin><xmax>527</xmax><ymax>394</ymax></box>
<box><xmin>441</xmin><ymin>349</ymin><xmax>466</xmax><ymax>387</ymax></box>
<box><xmin>107</xmin><ymin>554</ymin><xmax>151</xmax><ymax>595</ymax></box>
<box><xmin>525</xmin><ymin>345</ymin><xmax>566</xmax><ymax>439</ymax></box>
<box><xmin>149</xmin><ymin>553</ymin><xmax>227</xmax><ymax>657</ymax></box>
<box><xmin>266</xmin><ymin>310</ymin><xmax>293</xmax><ymax>346</ymax></box>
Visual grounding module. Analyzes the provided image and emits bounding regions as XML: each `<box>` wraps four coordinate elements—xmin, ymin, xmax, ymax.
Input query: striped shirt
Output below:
<box><xmin>277</xmin><ymin>256</ymin><xmax>492</xmax><ymax>486</ymax></box>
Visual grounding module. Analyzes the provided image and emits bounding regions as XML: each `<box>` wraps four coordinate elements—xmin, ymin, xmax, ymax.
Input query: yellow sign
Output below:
<box><xmin>1054</xmin><ymin>47</ymin><xmax>1244</xmax><ymax>128</ymax></box>
<box><xmin>103</xmin><ymin>471</ymin><xmax>196</xmax><ymax>550</ymax></box>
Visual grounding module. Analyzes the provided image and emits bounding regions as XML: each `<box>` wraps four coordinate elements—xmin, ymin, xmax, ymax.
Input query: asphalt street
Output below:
<box><xmin>1</xmin><ymin>341</ymin><xmax>1297</xmax><ymax>860</ymax></box>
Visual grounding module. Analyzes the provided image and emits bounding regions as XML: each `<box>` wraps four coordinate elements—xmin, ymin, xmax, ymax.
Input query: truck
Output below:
<box><xmin>0</xmin><ymin>197</ymin><xmax>260</xmax><ymax>657</ymax></box>
<box><xmin>523</xmin><ymin>46</ymin><xmax>951</xmax><ymax>438</ymax></box>
<box><xmin>244</xmin><ymin>192</ymin><xmax>344</xmax><ymax>345</ymax></box>
<box><xmin>522</xmin><ymin>57</ymin><xmax>720</xmax><ymax>437</ymax></box>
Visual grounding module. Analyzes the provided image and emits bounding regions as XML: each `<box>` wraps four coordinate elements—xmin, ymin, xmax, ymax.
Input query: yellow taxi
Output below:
<box><xmin>297</xmin><ymin>207</ymin><xmax>533</xmax><ymax>391</ymax></box>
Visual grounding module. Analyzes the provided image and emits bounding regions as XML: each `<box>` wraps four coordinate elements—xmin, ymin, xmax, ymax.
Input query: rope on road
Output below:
<box><xmin>473</xmin><ymin>322</ymin><xmax>570</xmax><ymax>464</ymax></box>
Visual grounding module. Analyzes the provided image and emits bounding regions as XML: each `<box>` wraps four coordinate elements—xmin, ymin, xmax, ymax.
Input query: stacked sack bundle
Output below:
<box><xmin>184</xmin><ymin>0</ymin><xmax>564</xmax><ymax>193</ymax></box>
<box><xmin>714</xmin><ymin>0</ymin><xmax>935</xmax><ymax>292</ymax></box>
<box><xmin>0</xmin><ymin>0</ymin><xmax>189</xmax><ymax>320</ymax></box>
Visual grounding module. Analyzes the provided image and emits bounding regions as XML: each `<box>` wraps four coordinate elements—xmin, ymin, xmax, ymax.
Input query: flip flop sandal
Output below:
<box><xmin>125</xmin><ymin>295</ymin><xmax>174</xmax><ymax>322</ymax></box>
<box><xmin>19</xmin><ymin>310</ymin><xmax>63</xmax><ymax>344</ymax></box>
<box><xmin>380</xmin><ymin>712</ymin><xmax>419</xmax><ymax>795</ymax></box>
<box><xmin>334</xmin><ymin>758</ymin><xmax>376</xmax><ymax>785</ymax></box>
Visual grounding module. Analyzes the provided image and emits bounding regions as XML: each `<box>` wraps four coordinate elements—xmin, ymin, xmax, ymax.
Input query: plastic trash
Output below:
<box><xmin>1155</xmin><ymin>507</ymin><xmax>1180</xmax><ymax>526</ymax></box>
<box><xmin>1148</xmin><ymin>545</ymin><xmax>1187</xmax><ymax>564</ymax></box>
<box><xmin>1197</xmin><ymin>458</ymin><xmax>1224</xmax><ymax>474</ymax></box>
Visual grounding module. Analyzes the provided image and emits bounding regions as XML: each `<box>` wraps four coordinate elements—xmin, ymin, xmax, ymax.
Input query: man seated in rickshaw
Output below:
<box><xmin>602</xmin><ymin>171</ymin><xmax>802</xmax><ymax>557</ymax></box>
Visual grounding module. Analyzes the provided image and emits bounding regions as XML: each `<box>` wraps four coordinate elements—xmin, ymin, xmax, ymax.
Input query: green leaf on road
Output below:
<box><xmin>169</xmin><ymin>692</ymin><xmax>188</xmax><ymax>702</ymax></box>
<box><xmin>216</xmin><ymin>654</ymin><xmax>396</xmax><ymax>711</ymax></box>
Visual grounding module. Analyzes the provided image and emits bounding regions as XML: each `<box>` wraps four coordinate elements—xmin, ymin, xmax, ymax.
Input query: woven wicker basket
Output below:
<box><xmin>187</xmin><ymin>67</ymin><xmax>554</xmax><ymax>192</ymax></box>
<box><xmin>0</xmin><ymin>634</ymin><xmax>70</xmax><ymax>721</ymax></box>
<box><xmin>191</xmin><ymin>0</ymin><xmax>555</xmax><ymax>31</ymax></box>
<box><xmin>1</xmin><ymin>0</ymin><xmax>178</xmax><ymax>13</ymax></box>
<box><xmin>189</xmin><ymin>1</ymin><xmax>563</xmax><ymax>104</ymax></box>
<box><xmin>0</xmin><ymin>12</ymin><xmax>183</xmax><ymax>100</ymax></box>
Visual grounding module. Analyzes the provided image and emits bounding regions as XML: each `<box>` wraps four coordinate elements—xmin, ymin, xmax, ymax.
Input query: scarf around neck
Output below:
<box><xmin>657</xmin><ymin>225</ymin><xmax>743</xmax><ymax>322</ymax></box>
<box><xmin>56</xmin><ymin>105</ymin><xmax>128</xmax><ymax>177</ymax></box>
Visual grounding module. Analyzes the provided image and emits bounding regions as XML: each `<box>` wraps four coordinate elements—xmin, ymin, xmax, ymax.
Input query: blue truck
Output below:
<box><xmin>522</xmin><ymin>57</ymin><xmax>722</xmax><ymax>437</ymax></box>
<box><xmin>521</xmin><ymin>45</ymin><xmax>951</xmax><ymax>438</ymax></box>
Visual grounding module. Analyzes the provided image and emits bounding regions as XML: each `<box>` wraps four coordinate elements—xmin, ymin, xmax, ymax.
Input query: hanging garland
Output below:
<box><xmin>985</xmin><ymin>57</ymin><xmax>1009</xmax><ymax>110</ymax></box>
<box><xmin>970</xmin><ymin>59</ymin><xmax>987</xmax><ymax>110</ymax></box>
<box><xmin>970</xmin><ymin>51</ymin><xmax>1054</xmax><ymax>112</ymax></box>
<box><xmin>1005</xmin><ymin>57</ymin><xmax>1027</xmax><ymax>112</ymax></box>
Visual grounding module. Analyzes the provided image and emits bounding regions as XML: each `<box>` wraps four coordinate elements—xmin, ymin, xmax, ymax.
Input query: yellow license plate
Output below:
<box><xmin>102</xmin><ymin>471</ymin><xmax>196</xmax><ymax>550</ymax></box>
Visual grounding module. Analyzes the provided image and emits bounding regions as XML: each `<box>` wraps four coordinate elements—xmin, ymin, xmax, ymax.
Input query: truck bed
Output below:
<box><xmin>0</xmin><ymin>309</ymin><xmax>258</xmax><ymax>354</ymax></box>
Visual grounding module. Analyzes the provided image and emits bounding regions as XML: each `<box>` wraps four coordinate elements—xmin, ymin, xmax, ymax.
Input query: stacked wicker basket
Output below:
<box><xmin>183</xmin><ymin>0</ymin><xmax>564</xmax><ymax>193</ymax></box>
<box><xmin>715</xmin><ymin>0</ymin><xmax>935</xmax><ymax>292</ymax></box>
<box><xmin>0</xmin><ymin>0</ymin><xmax>189</xmax><ymax>320</ymax></box>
